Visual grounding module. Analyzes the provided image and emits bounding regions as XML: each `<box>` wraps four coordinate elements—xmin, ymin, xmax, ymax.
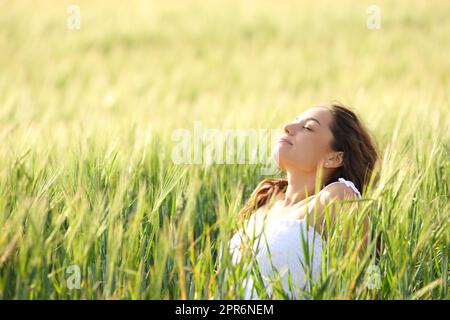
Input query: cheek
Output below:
<box><xmin>273</xmin><ymin>134</ymin><xmax>330</xmax><ymax>171</ymax></box>
<box><xmin>292</xmin><ymin>135</ymin><xmax>328</xmax><ymax>165</ymax></box>
<box><xmin>296</xmin><ymin>135</ymin><xmax>320</xmax><ymax>154</ymax></box>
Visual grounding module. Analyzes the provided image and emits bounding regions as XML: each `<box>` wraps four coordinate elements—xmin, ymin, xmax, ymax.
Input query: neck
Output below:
<box><xmin>283</xmin><ymin>170</ymin><xmax>324</xmax><ymax>207</ymax></box>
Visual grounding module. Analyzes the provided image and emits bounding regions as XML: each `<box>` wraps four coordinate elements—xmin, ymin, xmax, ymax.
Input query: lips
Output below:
<box><xmin>278</xmin><ymin>136</ymin><xmax>293</xmax><ymax>146</ymax></box>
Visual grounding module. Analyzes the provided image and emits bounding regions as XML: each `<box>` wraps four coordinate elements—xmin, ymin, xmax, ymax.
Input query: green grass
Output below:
<box><xmin>0</xmin><ymin>0</ymin><xmax>449</xmax><ymax>299</ymax></box>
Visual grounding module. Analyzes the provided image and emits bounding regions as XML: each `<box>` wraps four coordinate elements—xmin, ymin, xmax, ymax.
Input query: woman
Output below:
<box><xmin>228</xmin><ymin>102</ymin><xmax>378</xmax><ymax>299</ymax></box>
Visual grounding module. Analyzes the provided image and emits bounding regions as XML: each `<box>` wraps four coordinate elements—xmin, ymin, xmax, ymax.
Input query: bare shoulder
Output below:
<box><xmin>319</xmin><ymin>182</ymin><xmax>360</xmax><ymax>203</ymax></box>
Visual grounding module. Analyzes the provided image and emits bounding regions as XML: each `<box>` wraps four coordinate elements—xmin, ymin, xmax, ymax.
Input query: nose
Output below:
<box><xmin>283</xmin><ymin>122</ymin><xmax>296</xmax><ymax>136</ymax></box>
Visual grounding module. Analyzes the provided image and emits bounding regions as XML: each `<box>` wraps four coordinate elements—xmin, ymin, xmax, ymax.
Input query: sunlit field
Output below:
<box><xmin>0</xmin><ymin>0</ymin><xmax>449</xmax><ymax>299</ymax></box>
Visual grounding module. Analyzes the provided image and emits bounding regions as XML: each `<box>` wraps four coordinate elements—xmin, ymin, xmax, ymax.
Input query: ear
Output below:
<box><xmin>324</xmin><ymin>151</ymin><xmax>344</xmax><ymax>169</ymax></box>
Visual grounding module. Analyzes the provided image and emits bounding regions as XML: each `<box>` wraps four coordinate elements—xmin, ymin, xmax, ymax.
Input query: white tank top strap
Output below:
<box><xmin>308</xmin><ymin>177</ymin><xmax>362</xmax><ymax>214</ymax></box>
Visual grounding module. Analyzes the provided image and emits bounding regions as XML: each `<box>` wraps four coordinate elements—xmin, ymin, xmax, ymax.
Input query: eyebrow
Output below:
<box><xmin>295</xmin><ymin>116</ymin><xmax>321</xmax><ymax>125</ymax></box>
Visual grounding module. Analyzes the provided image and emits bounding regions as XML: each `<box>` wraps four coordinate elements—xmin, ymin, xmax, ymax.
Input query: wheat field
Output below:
<box><xmin>0</xmin><ymin>0</ymin><xmax>448</xmax><ymax>299</ymax></box>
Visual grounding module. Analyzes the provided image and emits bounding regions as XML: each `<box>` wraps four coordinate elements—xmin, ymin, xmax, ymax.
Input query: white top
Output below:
<box><xmin>227</xmin><ymin>177</ymin><xmax>361</xmax><ymax>299</ymax></box>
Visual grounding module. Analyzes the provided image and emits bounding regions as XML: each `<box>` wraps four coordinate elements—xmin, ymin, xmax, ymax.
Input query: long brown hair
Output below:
<box><xmin>239</xmin><ymin>102</ymin><xmax>378</xmax><ymax>219</ymax></box>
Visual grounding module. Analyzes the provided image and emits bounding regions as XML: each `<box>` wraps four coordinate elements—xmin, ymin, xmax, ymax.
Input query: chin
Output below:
<box><xmin>271</xmin><ymin>148</ymin><xmax>286</xmax><ymax>171</ymax></box>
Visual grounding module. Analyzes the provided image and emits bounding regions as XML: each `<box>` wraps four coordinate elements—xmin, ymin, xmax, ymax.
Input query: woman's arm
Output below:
<box><xmin>306</xmin><ymin>183</ymin><xmax>368</xmax><ymax>253</ymax></box>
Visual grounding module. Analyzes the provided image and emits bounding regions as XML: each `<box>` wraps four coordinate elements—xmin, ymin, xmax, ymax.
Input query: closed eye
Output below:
<box><xmin>294</xmin><ymin>116</ymin><xmax>316</xmax><ymax>132</ymax></box>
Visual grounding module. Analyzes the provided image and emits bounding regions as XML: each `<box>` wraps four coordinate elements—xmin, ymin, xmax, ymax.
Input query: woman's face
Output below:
<box><xmin>273</xmin><ymin>106</ymin><xmax>339</xmax><ymax>173</ymax></box>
